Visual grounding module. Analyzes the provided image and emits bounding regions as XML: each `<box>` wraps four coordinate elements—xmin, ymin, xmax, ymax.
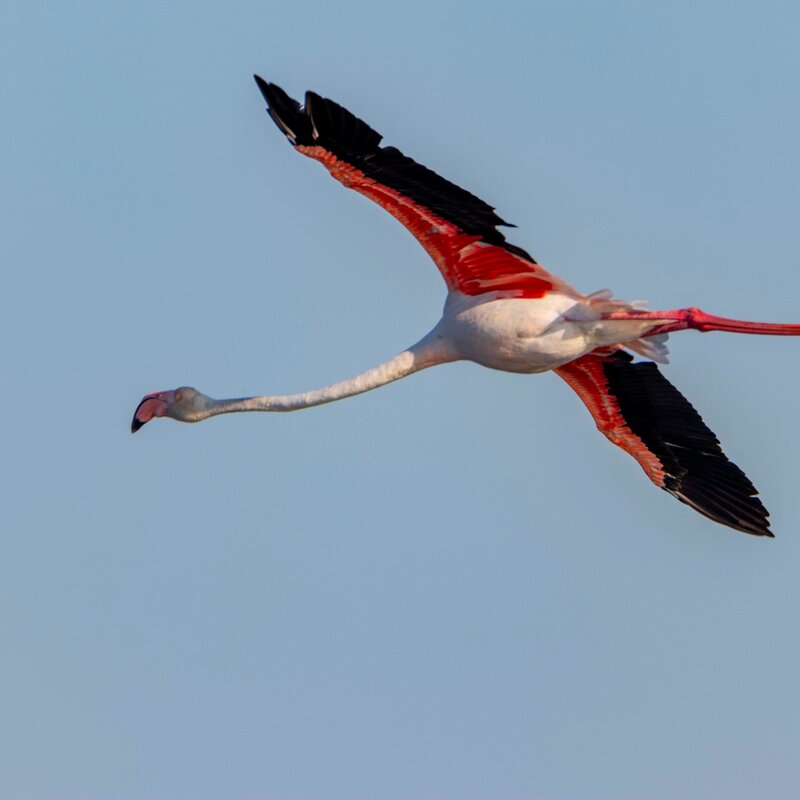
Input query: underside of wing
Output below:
<box><xmin>555</xmin><ymin>350</ymin><xmax>772</xmax><ymax>536</ymax></box>
<box><xmin>254</xmin><ymin>77</ymin><xmax>575</xmax><ymax>299</ymax></box>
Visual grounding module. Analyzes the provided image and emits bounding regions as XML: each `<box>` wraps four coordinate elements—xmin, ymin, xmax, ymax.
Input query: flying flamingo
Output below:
<box><xmin>132</xmin><ymin>76</ymin><xmax>800</xmax><ymax>536</ymax></box>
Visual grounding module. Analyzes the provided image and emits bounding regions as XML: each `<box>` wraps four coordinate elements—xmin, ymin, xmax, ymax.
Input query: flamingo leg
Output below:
<box><xmin>607</xmin><ymin>307</ymin><xmax>800</xmax><ymax>337</ymax></box>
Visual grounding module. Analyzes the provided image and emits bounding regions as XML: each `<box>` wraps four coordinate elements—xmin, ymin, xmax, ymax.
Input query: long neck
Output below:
<box><xmin>202</xmin><ymin>331</ymin><xmax>457</xmax><ymax>417</ymax></box>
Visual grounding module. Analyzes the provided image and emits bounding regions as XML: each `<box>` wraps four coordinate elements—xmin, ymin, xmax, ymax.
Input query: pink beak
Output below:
<box><xmin>131</xmin><ymin>391</ymin><xmax>171</xmax><ymax>433</ymax></box>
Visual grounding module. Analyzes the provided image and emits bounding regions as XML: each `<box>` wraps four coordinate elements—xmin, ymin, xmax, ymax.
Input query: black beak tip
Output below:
<box><xmin>131</xmin><ymin>414</ymin><xmax>144</xmax><ymax>434</ymax></box>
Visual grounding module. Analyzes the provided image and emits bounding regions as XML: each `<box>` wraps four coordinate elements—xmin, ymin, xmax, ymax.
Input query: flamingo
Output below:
<box><xmin>132</xmin><ymin>76</ymin><xmax>800</xmax><ymax>537</ymax></box>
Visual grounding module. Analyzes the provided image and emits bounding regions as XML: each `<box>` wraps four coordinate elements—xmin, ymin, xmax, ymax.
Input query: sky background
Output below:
<box><xmin>3</xmin><ymin>2</ymin><xmax>800</xmax><ymax>798</ymax></box>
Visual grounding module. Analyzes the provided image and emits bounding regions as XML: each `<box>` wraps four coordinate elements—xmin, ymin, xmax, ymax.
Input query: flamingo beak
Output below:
<box><xmin>131</xmin><ymin>392</ymin><xmax>170</xmax><ymax>433</ymax></box>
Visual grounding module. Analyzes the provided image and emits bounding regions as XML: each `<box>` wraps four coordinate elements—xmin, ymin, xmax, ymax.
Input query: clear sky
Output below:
<box><xmin>3</xmin><ymin>2</ymin><xmax>800</xmax><ymax>798</ymax></box>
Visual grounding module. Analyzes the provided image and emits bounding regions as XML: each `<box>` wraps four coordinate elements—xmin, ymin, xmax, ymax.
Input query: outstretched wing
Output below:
<box><xmin>254</xmin><ymin>77</ymin><xmax>576</xmax><ymax>300</ymax></box>
<box><xmin>555</xmin><ymin>350</ymin><xmax>772</xmax><ymax>536</ymax></box>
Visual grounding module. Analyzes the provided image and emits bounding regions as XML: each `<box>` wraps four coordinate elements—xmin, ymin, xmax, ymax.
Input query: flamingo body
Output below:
<box><xmin>132</xmin><ymin>76</ymin><xmax>800</xmax><ymax>537</ymax></box>
<box><xmin>438</xmin><ymin>291</ymin><xmax>664</xmax><ymax>373</ymax></box>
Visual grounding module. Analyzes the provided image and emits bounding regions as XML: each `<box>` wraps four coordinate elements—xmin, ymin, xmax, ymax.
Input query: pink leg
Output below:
<box><xmin>607</xmin><ymin>307</ymin><xmax>800</xmax><ymax>336</ymax></box>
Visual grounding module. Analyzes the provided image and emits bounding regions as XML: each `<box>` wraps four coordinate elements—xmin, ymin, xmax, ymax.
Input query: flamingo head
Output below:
<box><xmin>131</xmin><ymin>387</ymin><xmax>208</xmax><ymax>432</ymax></box>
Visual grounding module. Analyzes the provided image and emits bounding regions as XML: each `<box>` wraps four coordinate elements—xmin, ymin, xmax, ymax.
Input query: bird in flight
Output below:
<box><xmin>133</xmin><ymin>76</ymin><xmax>800</xmax><ymax>537</ymax></box>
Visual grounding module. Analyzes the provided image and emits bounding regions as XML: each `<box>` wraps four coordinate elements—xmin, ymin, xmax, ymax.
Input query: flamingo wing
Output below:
<box><xmin>254</xmin><ymin>77</ymin><xmax>575</xmax><ymax>299</ymax></box>
<box><xmin>555</xmin><ymin>350</ymin><xmax>772</xmax><ymax>536</ymax></box>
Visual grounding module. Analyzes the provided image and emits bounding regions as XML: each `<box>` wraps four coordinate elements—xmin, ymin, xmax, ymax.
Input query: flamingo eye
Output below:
<box><xmin>174</xmin><ymin>390</ymin><xmax>183</xmax><ymax>403</ymax></box>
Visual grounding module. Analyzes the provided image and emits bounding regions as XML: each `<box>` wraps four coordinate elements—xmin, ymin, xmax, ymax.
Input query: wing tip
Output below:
<box><xmin>253</xmin><ymin>77</ymin><xmax>312</xmax><ymax>145</ymax></box>
<box><xmin>252</xmin><ymin>75</ymin><xmax>285</xmax><ymax>109</ymax></box>
<box><xmin>662</xmin><ymin>487</ymin><xmax>775</xmax><ymax>539</ymax></box>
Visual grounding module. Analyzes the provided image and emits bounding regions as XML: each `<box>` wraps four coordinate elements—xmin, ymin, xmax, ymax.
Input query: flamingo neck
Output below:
<box><xmin>202</xmin><ymin>331</ymin><xmax>458</xmax><ymax>417</ymax></box>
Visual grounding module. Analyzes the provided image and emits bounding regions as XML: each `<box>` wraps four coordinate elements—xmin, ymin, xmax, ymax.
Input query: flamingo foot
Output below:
<box><xmin>607</xmin><ymin>307</ymin><xmax>800</xmax><ymax>336</ymax></box>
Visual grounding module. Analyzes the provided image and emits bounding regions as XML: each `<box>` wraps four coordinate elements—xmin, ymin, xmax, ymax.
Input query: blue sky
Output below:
<box><xmin>3</xmin><ymin>2</ymin><xmax>800</xmax><ymax>798</ymax></box>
